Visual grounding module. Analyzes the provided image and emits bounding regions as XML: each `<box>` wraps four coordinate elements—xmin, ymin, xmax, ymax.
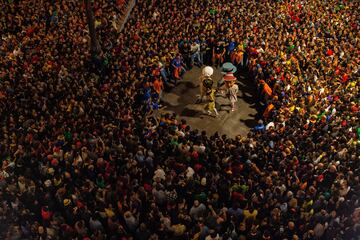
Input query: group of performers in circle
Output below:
<box><xmin>197</xmin><ymin>63</ymin><xmax>239</xmax><ymax>117</ymax></box>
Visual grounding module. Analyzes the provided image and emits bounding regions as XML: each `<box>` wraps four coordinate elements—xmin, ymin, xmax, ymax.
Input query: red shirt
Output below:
<box><xmin>327</xmin><ymin>49</ymin><xmax>334</xmax><ymax>56</ymax></box>
<box><xmin>41</xmin><ymin>207</ymin><xmax>53</xmax><ymax>220</ymax></box>
<box><xmin>335</xmin><ymin>66</ymin><xmax>341</xmax><ymax>75</ymax></box>
<box><xmin>26</xmin><ymin>27</ymin><xmax>35</xmax><ymax>36</ymax></box>
<box><xmin>232</xmin><ymin>191</ymin><xmax>245</xmax><ymax>201</ymax></box>
<box><xmin>341</xmin><ymin>74</ymin><xmax>349</xmax><ymax>83</ymax></box>
<box><xmin>117</xmin><ymin>0</ymin><xmax>125</xmax><ymax>6</ymax></box>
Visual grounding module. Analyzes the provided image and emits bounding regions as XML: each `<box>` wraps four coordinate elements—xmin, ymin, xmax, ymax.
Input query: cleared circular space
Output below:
<box><xmin>162</xmin><ymin>66</ymin><xmax>260</xmax><ymax>138</ymax></box>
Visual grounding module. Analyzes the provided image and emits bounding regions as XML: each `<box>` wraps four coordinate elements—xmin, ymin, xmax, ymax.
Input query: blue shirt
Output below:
<box><xmin>171</xmin><ymin>58</ymin><xmax>182</xmax><ymax>67</ymax></box>
<box><xmin>254</xmin><ymin>124</ymin><xmax>265</xmax><ymax>132</ymax></box>
<box><xmin>152</xmin><ymin>102</ymin><xmax>159</xmax><ymax>110</ymax></box>
<box><xmin>228</xmin><ymin>41</ymin><xmax>236</xmax><ymax>52</ymax></box>
<box><xmin>143</xmin><ymin>88</ymin><xmax>151</xmax><ymax>101</ymax></box>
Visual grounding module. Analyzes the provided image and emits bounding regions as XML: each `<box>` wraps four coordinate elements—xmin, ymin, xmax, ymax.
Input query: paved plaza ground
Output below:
<box><xmin>161</xmin><ymin>66</ymin><xmax>262</xmax><ymax>138</ymax></box>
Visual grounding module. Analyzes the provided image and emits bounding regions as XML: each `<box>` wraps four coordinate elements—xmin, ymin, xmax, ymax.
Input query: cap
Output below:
<box><xmin>221</xmin><ymin>62</ymin><xmax>237</xmax><ymax>73</ymax></box>
<box><xmin>63</xmin><ymin>199</ymin><xmax>71</xmax><ymax>206</ymax></box>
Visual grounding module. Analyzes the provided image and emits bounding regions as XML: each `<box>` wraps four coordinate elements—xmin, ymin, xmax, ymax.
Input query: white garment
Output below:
<box><xmin>266</xmin><ymin>122</ymin><xmax>275</xmax><ymax>130</ymax></box>
<box><xmin>228</xmin><ymin>84</ymin><xmax>239</xmax><ymax>103</ymax></box>
<box><xmin>191</xmin><ymin>43</ymin><xmax>200</xmax><ymax>53</ymax></box>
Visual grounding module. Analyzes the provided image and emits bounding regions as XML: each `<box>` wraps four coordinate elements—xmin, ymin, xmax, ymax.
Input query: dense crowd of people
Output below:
<box><xmin>0</xmin><ymin>0</ymin><xmax>359</xmax><ymax>239</ymax></box>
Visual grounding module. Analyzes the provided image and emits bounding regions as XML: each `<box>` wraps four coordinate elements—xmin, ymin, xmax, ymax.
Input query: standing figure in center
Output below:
<box><xmin>218</xmin><ymin>62</ymin><xmax>237</xmax><ymax>91</ymax></box>
<box><xmin>204</xmin><ymin>81</ymin><xmax>219</xmax><ymax>117</ymax></box>
<box><xmin>197</xmin><ymin>66</ymin><xmax>214</xmax><ymax>103</ymax></box>
<box><xmin>224</xmin><ymin>73</ymin><xmax>238</xmax><ymax>112</ymax></box>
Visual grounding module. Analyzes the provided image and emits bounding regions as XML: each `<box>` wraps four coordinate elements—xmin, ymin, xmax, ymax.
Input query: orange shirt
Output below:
<box><xmin>263</xmin><ymin>82</ymin><xmax>272</xmax><ymax>96</ymax></box>
<box><xmin>260</xmin><ymin>80</ymin><xmax>272</xmax><ymax>96</ymax></box>
<box><xmin>263</xmin><ymin>103</ymin><xmax>274</xmax><ymax>118</ymax></box>
<box><xmin>153</xmin><ymin>79</ymin><xmax>163</xmax><ymax>94</ymax></box>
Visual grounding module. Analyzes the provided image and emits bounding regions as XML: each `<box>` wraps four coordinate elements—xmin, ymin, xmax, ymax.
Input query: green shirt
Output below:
<box><xmin>64</xmin><ymin>131</ymin><xmax>72</xmax><ymax>142</ymax></box>
<box><xmin>209</xmin><ymin>9</ymin><xmax>217</xmax><ymax>15</ymax></box>
<box><xmin>195</xmin><ymin>192</ymin><xmax>207</xmax><ymax>202</ymax></box>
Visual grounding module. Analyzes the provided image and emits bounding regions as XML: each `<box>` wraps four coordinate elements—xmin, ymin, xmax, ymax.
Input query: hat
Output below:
<box><xmin>221</xmin><ymin>62</ymin><xmax>237</xmax><ymax>73</ymax></box>
<box><xmin>202</xmin><ymin>66</ymin><xmax>214</xmax><ymax>77</ymax></box>
<box><xmin>223</xmin><ymin>73</ymin><xmax>237</xmax><ymax>82</ymax></box>
<box><xmin>63</xmin><ymin>199</ymin><xmax>71</xmax><ymax>206</ymax></box>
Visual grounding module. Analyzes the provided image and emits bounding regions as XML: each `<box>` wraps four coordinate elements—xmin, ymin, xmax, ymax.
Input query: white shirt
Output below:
<box><xmin>191</xmin><ymin>43</ymin><xmax>200</xmax><ymax>53</ymax></box>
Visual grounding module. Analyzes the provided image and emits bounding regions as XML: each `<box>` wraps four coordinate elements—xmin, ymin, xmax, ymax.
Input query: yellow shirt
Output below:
<box><xmin>105</xmin><ymin>208</ymin><xmax>115</xmax><ymax>218</ymax></box>
<box><xmin>243</xmin><ymin>209</ymin><xmax>258</xmax><ymax>221</ymax></box>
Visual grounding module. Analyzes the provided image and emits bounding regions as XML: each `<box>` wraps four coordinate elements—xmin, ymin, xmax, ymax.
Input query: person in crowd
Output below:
<box><xmin>152</xmin><ymin>77</ymin><xmax>164</xmax><ymax>104</ymax></box>
<box><xmin>213</xmin><ymin>41</ymin><xmax>226</xmax><ymax>67</ymax></box>
<box><xmin>171</xmin><ymin>54</ymin><xmax>186</xmax><ymax>84</ymax></box>
<box><xmin>231</xmin><ymin>44</ymin><xmax>245</xmax><ymax>68</ymax></box>
<box><xmin>190</xmin><ymin>41</ymin><xmax>202</xmax><ymax>67</ymax></box>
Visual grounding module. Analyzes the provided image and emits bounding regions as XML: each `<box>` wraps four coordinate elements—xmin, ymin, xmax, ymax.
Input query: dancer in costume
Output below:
<box><xmin>197</xmin><ymin>66</ymin><xmax>214</xmax><ymax>103</ymax></box>
<box><xmin>204</xmin><ymin>84</ymin><xmax>219</xmax><ymax>117</ymax></box>
<box><xmin>228</xmin><ymin>79</ymin><xmax>239</xmax><ymax>112</ymax></box>
<box><xmin>218</xmin><ymin>62</ymin><xmax>237</xmax><ymax>90</ymax></box>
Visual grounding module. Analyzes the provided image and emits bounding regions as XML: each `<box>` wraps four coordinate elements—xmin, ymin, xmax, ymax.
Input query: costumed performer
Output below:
<box><xmin>224</xmin><ymin>73</ymin><xmax>239</xmax><ymax>112</ymax></box>
<box><xmin>197</xmin><ymin>66</ymin><xmax>214</xmax><ymax>103</ymax></box>
<box><xmin>217</xmin><ymin>62</ymin><xmax>237</xmax><ymax>93</ymax></box>
<box><xmin>204</xmin><ymin>78</ymin><xmax>219</xmax><ymax>117</ymax></box>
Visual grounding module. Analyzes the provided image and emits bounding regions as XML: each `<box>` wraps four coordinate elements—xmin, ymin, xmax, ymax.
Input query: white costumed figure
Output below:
<box><xmin>221</xmin><ymin>63</ymin><xmax>238</xmax><ymax>112</ymax></box>
<box><xmin>197</xmin><ymin>66</ymin><xmax>214</xmax><ymax>103</ymax></box>
<box><xmin>223</xmin><ymin>73</ymin><xmax>238</xmax><ymax>112</ymax></box>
